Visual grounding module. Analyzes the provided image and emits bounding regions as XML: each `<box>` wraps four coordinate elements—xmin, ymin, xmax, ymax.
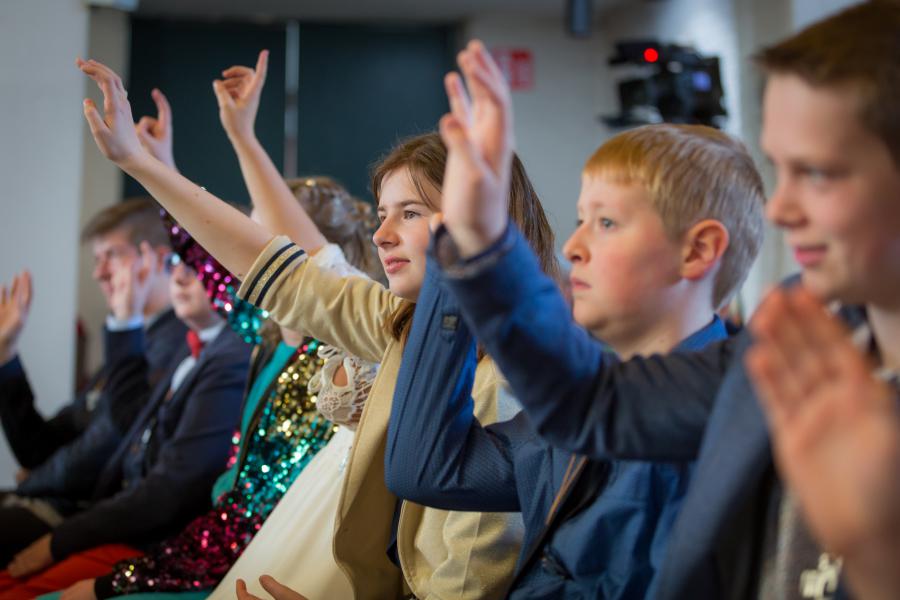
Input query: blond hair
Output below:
<box><xmin>584</xmin><ymin>124</ymin><xmax>765</xmax><ymax>308</ymax></box>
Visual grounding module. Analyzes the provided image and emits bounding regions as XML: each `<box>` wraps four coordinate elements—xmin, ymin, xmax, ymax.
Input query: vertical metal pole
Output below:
<box><xmin>283</xmin><ymin>20</ymin><xmax>300</xmax><ymax>178</ymax></box>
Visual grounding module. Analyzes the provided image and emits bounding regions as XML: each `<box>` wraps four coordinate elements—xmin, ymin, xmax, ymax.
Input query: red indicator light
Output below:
<box><xmin>643</xmin><ymin>48</ymin><xmax>659</xmax><ymax>63</ymax></box>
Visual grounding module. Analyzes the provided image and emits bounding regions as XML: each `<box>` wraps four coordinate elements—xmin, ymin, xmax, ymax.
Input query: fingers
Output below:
<box><xmin>222</xmin><ymin>65</ymin><xmax>254</xmax><ymax>78</ymax></box>
<box><xmin>135</xmin><ymin>116</ymin><xmax>157</xmax><ymax>144</ymax></box>
<box><xmin>444</xmin><ymin>73</ymin><xmax>473</xmax><ymax>127</ymax></box>
<box><xmin>236</xmin><ymin>579</ymin><xmax>265</xmax><ymax>600</ymax></box>
<box><xmin>0</xmin><ymin>284</ymin><xmax>7</xmax><ymax>306</ymax></box>
<box><xmin>20</xmin><ymin>271</ymin><xmax>32</xmax><ymax>312</ymax></box>
<box><xmin>439</xmin><ymin>113</ymin><xmax>478</xmax><ymax>165</ymax></box>
<box><xmin>212</xmin><ymin>79</ymin><xmax>236</xmax><ymax>109</ymax></box>
<box><xmin>151</xmin><ymin>88</ymin><xmax>172</xmax><ymax>131</ymax></box>
<box><xmin>459</xmin><ymin>41</ymin><xmax>510</xmax><ymax>111</ymax></box>
<box><xmin>137</xmin><ymin>241</ymin><xmax>155</xmax><ymax>282</ymax></box>
<box><xmin>83</xmin><ymin>98</ymin><xmax>109</xmax><ymax>138</ymax></box>
<box><xmin>259</xmin><ymin>575</ymin><xmax>308</xmax><ymax>600</ymax></box>
<box><xmin>429</xmin><ymin>212</ymin><xmax>444</xmax><ymax>233</ymax></box>
<box><xmin>252</xmin><ymin>49</ymin><xmax>269</xmax><ymax>91</ymax></box>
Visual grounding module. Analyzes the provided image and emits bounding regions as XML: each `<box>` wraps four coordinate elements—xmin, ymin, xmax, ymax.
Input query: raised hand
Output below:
<box><xmin>0</xmin><ymin>271</ymin><xmax>33</xmax><ymax>365</ymax></box>
<box><xmin>213</xmin><ymin>50</ymin><xmax>269</xmax><ymax>143</ymax></box>
<box><xmin>135</xmin><ymin>88</ymin><xmax>176</xmax><ymax>170</ymax></box>
<box><xmin>439</xmin><ymin>40</ymin><xmax>514</xmax><ymax>258</ymax></box>
<box><xmin>109</xmin><ymin>242</ymin><xmax>160</xmax><ymax>322</ymax></box>
<box><xmin>746</xmin><ymin>287</ymin><xmax>900</xmax><ymax>599</ymax></box>
<box><xmin>77</xmin><ymin>58</ymin><xmax>151</xmax><ymax>171</ymax></box>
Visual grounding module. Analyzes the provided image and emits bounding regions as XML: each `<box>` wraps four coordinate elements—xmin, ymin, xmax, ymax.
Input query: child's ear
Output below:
<box><xmin>681</xmin><ymin>219</ymin><xmax>729</xmax><ymax>281</ymax></box>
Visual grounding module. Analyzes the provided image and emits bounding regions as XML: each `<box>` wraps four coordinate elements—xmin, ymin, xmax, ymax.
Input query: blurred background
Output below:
<box><xmin>0</xmin><ymin>0</ymin><xmax>860</xmax><ymax>485</ymax></box>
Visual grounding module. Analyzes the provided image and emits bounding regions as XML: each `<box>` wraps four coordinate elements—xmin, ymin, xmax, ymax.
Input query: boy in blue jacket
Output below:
<box><xmin>386</xmin><ymin>66</ymin><xmax>766</xmax><ymax>597</ymax></box>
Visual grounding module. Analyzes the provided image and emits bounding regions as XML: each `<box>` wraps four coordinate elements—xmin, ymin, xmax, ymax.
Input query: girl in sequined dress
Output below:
<box><xmin>78</xmin><ymin>46</ymin><xmax>558</xmax><ymax>600</ymax></box>
<box><xmin>48</xmin><ymin>87</ymin><xmax>380</xmax><ymax>599</ymax></box>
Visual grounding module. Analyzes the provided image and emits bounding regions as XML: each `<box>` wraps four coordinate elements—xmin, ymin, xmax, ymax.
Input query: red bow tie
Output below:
<box><xmin>186</xmin><ymin>330</ymin><xmax>205</xmax><ymax>359</ymax></box>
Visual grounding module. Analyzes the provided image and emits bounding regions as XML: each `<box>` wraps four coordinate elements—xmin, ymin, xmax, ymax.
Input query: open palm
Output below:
<box><xmin>747</xmin><ymin>288</ymin><xmax>900</xmax><ymax>559</ymax></box>
<box><xmin>439</xmin><ymin>40</ymin><xmax>514</xmax><ymax>257</ymax></box>
<box><xmin>214</xmin><ymin>50</ymin><xmax>269</xmax><ymax>141</ymax></box>
<box><xmin>0</xmin><ymin>271</ymin><xmax>32</xmax><ymax>364</ymax></box>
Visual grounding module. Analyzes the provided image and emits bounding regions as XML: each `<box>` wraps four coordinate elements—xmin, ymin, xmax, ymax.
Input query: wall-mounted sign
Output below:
<box><xmin>492</xmin><ymin>48</ymin><xmax>534</xmax><ymax>91</ymax></box>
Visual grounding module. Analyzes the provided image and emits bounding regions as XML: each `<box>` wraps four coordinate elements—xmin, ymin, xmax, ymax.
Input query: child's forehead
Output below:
<box><xmin>578</xmin><ymin>174</ymin><xmax>650</xmax><ymax>209</ymax></box>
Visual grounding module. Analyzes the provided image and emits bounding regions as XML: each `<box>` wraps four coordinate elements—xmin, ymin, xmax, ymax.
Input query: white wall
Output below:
<box><xmin>78</xmin><ymin>8</ymin><xmax>131</xmax><ymax>378</ymax></box>
<box><xmin>0</xmin><ymin>0</ymin><xmax>90</xmax><ymax>486</ymax></box>
<box><xmin>465</xmin><ymin>1</ymin><xmax>754</xmax><ymax>302</ymax></box>
<box><xmin>0</xmin><ymin>3</ymin><xmax>129</xmax><ymax>487</ymax></box>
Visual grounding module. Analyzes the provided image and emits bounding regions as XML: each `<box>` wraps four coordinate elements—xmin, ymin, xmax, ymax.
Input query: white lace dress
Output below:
<box><xmin>207</xmin><ymin>244</ymin><xmax>376</xmax><ymax>600</ymax></box>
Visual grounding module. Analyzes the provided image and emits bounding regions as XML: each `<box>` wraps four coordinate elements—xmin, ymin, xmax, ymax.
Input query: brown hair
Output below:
<box><xmin>81</xmin><ymin>196</ymin><xmax>170</xmax><ymax>248</ymax></box>
<box><xmin>371</xmin><ymin>132</ymin><xmax>560</xmax><ymax>340</ymax></box>
<box><xmin>584</xmin><ymin>124</ymin><xmax>765</xmax><ymax>308</ymax></box>
<box><xmin>755</xmin><ymin>0</ymin><xmax>900</xmax><ymax>163</ymax></box>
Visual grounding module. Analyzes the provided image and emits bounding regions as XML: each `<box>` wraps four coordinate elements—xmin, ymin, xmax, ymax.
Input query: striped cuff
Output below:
<box><xmin>237</xmin><ymin>235</ymin><xmax>307</xmax><ymax>307</ymax></box>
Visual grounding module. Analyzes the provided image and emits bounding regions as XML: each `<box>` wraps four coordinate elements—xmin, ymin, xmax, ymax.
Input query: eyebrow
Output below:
<box><xmin>377</xmin><ymin>199</ymin><xmax>428</xmax><ymax>212</ymax></box>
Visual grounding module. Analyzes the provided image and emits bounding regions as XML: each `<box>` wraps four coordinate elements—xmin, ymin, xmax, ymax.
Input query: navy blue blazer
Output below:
<box><xmin>48</xmin><ymin>322</ymin><xmax>250</xmax><ymax>560</ymax></box>
<box><xmin>433</xmin><ymin>224</ymin><xmax>852</xmax><ymax>600</ymax></box>
<box><xmin>10</xmin><ymin>310</ymin><xmax>188</xmax><ymax>505</ymax></box>
<box><xmin>387</xmin><ymin>255</ymin><xmax>727</xmax><ymax>599</ymax></box>
<box><xmin>0</xmin><ymin>308</ymin><xmax>186</xmax><ymax>473</ymax></box>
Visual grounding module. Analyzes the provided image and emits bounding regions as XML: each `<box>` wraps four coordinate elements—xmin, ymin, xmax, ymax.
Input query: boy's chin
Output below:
<box><xmin>798</xmin><ymin>269</ymin><xmax>843</xmax><ymax>303</ymax></box>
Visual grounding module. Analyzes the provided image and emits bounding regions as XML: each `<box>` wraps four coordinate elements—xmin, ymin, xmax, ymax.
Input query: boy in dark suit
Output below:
<box><xmin>0</xmin><ymin>241</ymin><xmax>250</xmax><ymax>597</ymax></box>
<box><xmin>0</xmin><ymin>198</ymin><xmax>186</xmax><ymax>563</ymax></box>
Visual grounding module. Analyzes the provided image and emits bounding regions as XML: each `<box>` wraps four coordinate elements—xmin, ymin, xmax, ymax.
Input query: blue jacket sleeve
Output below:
<box><xmin>385</xmin><ymin>254</ymin><xmax>520</xmax><ymax>512</ymax></box>
<box><xmin>0</xmin><ymin>357</ymin><xmax>93</xmax><ymax>468</ymax></box>
<box><xmin>437</xmin><ymin>224</ymin><xmax>737</xmax><ymax>461</ymax></box>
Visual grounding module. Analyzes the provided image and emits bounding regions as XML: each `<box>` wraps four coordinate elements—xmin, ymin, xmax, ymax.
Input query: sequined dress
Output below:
<box><xmin>95</xmin><ymin>338</ymin><xmax>335</xmax><ymax>598</ymax></box>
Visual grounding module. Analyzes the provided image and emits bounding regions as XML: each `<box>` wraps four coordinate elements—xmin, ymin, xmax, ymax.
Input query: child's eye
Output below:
<box><xmin>575</xmin><ymin>219</ymin><xmax>584</xmax><ymax>227</ymax></box>
<box><xmin>376</xmin><ymin>214</ymin><xmax>386</xmax><ymax>223</ymax></box>
<box><xmin>403</xmin><ymin>210</ymin><xmax>420</xmax><ymax>220</ymax></box>
<box><xmin>798</xmin><ymin>165</ymin><xmax>840</xmax><ymax>185</ymax></box>
<box><xmin>599</xmin><ymin>218</ymin><xmax>615</xmax><ymax>229</ymax></box>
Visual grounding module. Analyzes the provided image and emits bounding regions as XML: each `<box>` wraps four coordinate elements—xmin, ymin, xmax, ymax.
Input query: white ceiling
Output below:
<box><xmin>135</xmin><ymin>0</ymin><xmax>626</xmax><ymax>24</ymax></box>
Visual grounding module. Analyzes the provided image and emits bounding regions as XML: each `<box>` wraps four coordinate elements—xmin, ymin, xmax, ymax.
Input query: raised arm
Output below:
<box><xmin>77</xmin><ymin>58</ymin><xmax>271</xmax><ymax>279</ymax></box>
<box><xmin>213</xmin><ymin>50</ymin><xmax>328</xmax><ymax>252</ymax></box>
<box><xmin>385</xmin><ymin>256</ymin><xmax>519</xmax><ymax>512</ymax></box>
<box><xmin>433</xmin><ymin>41</ymin><xmax>732</xmax><ymax>460</ymax></box>
<box><xmin>437</xmin><ymin>224</ymin><xmax>735</xmax><ymax>461</ymax></box>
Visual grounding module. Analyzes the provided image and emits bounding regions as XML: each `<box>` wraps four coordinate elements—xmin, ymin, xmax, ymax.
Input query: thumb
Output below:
<box><xmin>429</xmin><ymin>212</ymin><xmax>444</xmax><ymax>233</ymax></box>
